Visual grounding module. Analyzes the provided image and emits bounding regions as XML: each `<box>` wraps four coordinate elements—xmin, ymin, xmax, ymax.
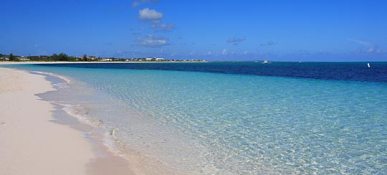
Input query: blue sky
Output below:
<box><xmin>1</xmin><ymin>0</ymin><xmax>387</xmax><ymax>61</ymax></box>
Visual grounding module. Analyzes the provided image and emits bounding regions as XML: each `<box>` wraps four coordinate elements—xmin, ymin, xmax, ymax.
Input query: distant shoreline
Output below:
<box><xmin>0</xmin><ymin>61</ymin><xmax>208</xmax><ymax>64</ymax></box>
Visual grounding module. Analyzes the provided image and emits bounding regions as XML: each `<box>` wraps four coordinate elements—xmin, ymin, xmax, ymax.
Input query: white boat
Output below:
<box><xmin>367</xmin><ymin>63</ymin><xmax>371</xmax><ymax>68</ymax></box>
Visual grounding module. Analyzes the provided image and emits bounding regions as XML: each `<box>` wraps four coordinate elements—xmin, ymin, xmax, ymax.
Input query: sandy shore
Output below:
<box><xmin>0</xmin><ymin>68</ymin><xmax>146</xmax><ymax>175</ymax></box>
<box><xmin>0</xmin><ymin>67</ymin><xmax>98</xmax><ymax>174</ymax></box>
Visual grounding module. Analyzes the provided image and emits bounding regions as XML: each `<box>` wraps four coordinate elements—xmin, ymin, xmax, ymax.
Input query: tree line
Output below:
<box><xmin>0</xmin><ymin>53</ymin><xmax>90</xmax><ymax>62</ymax></box>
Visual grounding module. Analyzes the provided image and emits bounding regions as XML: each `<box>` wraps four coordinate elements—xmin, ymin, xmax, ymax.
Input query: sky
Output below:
<box><xmin>1</xmin><ymin>0</ymin><xmax>387</xmax><ymax>61</ymax></box>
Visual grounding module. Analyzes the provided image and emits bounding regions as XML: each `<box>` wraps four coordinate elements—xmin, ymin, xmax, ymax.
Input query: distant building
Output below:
<box><xmin>99</xmin><ymin>58</ymin><xmax>112</xmax><ymax>62</ymax></box>
<box><xmin>18</xmin><ymin>56</ymin><xmax>30</xmax><ymax>61</ymax></box>
<box><xmin>87</xmin><ymin>56</ymin><xmax>98</xmax><ymax>61</ymax></box>
<box><xmin>0</xmin><ymin>56</ymin><xmax>9</xmax><ymax>61</ymax></box>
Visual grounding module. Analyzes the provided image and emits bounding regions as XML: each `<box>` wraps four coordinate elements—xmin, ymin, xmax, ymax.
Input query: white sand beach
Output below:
<box><xmin>0</xmin><ymin>67</ymin><xmax>180</xmax><ymax>175</ymax></box>
<box><xmin>0</xmin><ymin>67</ymin><xmax>97</xmax><ymax>174</ymax></box>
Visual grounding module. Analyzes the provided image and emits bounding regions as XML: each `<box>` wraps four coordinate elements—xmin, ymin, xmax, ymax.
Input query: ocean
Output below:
<box><xmin>3</xmin><ymin>62</ymin><xmax>387</xmax><ymax>174</ymax></box>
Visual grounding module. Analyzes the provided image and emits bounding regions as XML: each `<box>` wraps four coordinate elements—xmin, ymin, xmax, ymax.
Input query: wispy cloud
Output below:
<box><xmin>222</xmin><ymin>48</ymin><xmax>228</xmax><ymax>55</ymax></box>
<box><xmin>138</xmin><ymin>35</ymin><xmax>169</xmax><ymax>47</ymax></box>
<box><xmin>366</xmin><ymin>47</ymin><xmax>384</xmax><ymax>53</ymax></box>
<box><xmin>349</xmin><ymin>39</ymin><xmax>385</xmax><ymax>54</ymax></box>
<box><xmin>132</xmin><ymin>0</ymin><xmax>158</xmax><ymax>7</ymax></box>
<box><xmin>348</xmin><ymin>39</ymin><xmax>372</xmax><ymax>46</ymax></box>
<box><xmin>259</xmin><ymin>41</ymin><xmax>276</xmax><ymax>47</ymax></box>
<box><xmin>139</xmin><ymin>8</ymin><xmax>163</xmax><ymax>21</ymax></box>
<box><xmin>152</xmin><ymin>22</ymin><xmax>175</xmax><ymax>31</ymax></box>
<box><xmin>227</xmin><ymin>37</ymin><xmax>246</xmax><ymax>45</ymax></box>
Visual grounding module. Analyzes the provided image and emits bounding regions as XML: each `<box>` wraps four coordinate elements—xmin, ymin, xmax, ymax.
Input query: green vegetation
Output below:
<box><xmin>1</xmin><ymin>53</ymin><xmax>79</xmax><ymax>62</ymax></box>
<box><xmin>51</xmin><ymin>53</ymin><xmax>77</xmax><ymax>61</ymax></box>
<box><xmin>0</xmin><ymin>52</ymin><xmax>207</xmax><ymax>62</ymax></box>
<box><xmin>9</xmin><ymin>54</ymin><xmax>17</xmax><ymax>61</ymax></box>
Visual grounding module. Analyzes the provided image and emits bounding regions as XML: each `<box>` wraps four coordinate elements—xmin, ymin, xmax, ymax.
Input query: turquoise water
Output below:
<box><xmin>4</xmin><ymin>64</ymin><xmax>387</xmax><ymax>174</ymax></box>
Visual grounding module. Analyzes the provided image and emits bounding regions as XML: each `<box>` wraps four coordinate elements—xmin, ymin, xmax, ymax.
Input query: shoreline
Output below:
<box><xmin>0</xmin><ymin>61</ymin><xmax>208</xmax><ymax>64</ymax></box>
<box><xmin>0</xmin><ymin>67</ymin><xmax>177</xmax><ymax>175</ymax></box>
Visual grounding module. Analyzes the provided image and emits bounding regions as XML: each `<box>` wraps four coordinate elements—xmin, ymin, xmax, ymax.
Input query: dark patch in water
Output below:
<box><xmin>35</xmin><ymin>62</ymin><xmax>387</xmax><ymax>83</ymax></box>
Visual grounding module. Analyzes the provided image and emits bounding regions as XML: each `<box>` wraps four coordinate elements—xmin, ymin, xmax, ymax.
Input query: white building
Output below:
<box><xmin>99</xmin><ymin>58</ymin><xmax>112</xmax><ymax>62</ymax></box>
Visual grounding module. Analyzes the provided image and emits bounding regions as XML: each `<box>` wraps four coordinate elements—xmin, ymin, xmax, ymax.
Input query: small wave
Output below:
<box><xmin>31</xmin><ymin>71</ymin><xmax>72</xmax><ymax>84</ymax></box>
<box><xmin>31</xmin><ymin>70</ymin><xmax>130</xmax><ymax>160</ymax></box>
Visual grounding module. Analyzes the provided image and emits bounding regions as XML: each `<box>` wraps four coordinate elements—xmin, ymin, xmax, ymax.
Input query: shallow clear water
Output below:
<box><xmin>3</xmin><ymin>63</ymin><xmax>387</xmax><ymax>174</ymax></box>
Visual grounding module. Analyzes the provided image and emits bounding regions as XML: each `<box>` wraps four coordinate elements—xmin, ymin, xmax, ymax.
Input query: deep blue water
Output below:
<box><xmin>35</xmin><ymin>62</ymin><xmax>387</xmax><ymax>83</ymax></box>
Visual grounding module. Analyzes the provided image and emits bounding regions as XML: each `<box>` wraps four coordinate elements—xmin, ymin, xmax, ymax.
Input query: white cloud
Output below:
<box><xmin>139</xmin><ymin>35</ymin><xmax>169</xmax><ymax>47</ymax></box>
<box><xmin>139</xmin><ymin>8</ymin><xmax>163</xmax><ymax>21</ymax></box>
